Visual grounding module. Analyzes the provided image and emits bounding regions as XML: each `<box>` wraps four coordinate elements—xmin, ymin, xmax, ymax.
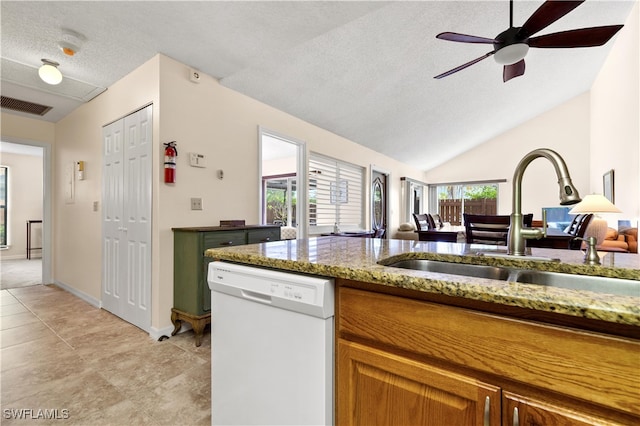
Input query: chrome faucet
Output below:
<box><xmin>508</xmin><ymin>149</ymin><xmax>582</xmax><ymax>256</ymax></box>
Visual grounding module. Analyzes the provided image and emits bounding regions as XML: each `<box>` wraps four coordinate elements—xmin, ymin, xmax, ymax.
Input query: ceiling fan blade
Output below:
<box><xmin>434</xmin><ymin>52</ymin><xmax>494</xmax><ymax>79</ymax></box>
<box><xmin>529</xmin><ymin>25</ymin><xmax>624</xmax><ymax>48</ymax></box>
<box><xmin>436</xmin><ymin>32</ymin><xmax>496</xmax><ymax>44</ymax></box>
<box><xmin>519</xmin><ymin>0</ymin><xmax>584</xmax><ymax>38</ymax></box>
<box><xmin>503</xmin><ymin>60</ymin><xmax>525</xmax><ymax>82</ymax></box>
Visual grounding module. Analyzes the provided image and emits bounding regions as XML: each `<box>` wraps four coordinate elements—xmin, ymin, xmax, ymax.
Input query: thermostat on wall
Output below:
<box><xmin>189</xmin><ymin>152</ymin><xmax>206</xmax><ymax>168</ymax></box>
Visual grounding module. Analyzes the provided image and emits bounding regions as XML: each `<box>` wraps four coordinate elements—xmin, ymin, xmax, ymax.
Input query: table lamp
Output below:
<box><xmin>568</xmin><ymin>194</ymin><xmax>622</xmax><ymax>245</ymax></box>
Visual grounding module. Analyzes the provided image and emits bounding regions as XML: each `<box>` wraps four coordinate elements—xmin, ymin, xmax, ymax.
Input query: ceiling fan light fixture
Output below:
<box><xmin>494</xmin><ymin>43</ymin><xmax>529</xmax><ymax>65</ymax></box>
<box><xmin>38</xmin><ymin>59</ymin><xmax>63</xmax><ymax>85</ymax></box>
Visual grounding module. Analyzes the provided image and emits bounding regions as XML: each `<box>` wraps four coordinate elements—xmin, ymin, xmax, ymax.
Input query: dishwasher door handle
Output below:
<box><xmin>241</xmin><ymin>289</ymin><xmax>273</xmax><ymax>304</ymax></box>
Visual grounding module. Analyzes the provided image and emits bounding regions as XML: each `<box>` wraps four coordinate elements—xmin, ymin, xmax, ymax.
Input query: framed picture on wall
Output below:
<box><xmin>603</xmin><ymin>169</ymin><xmax>614</xmax><ymax>203</ymax></box>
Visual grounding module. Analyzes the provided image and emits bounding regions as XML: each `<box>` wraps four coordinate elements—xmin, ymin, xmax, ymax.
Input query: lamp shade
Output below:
<box><xmin>568</xmin><ymin>194</ymin><xmax>622</xmax><ymax>214</ymax></box>
<box><xmin>38</xmin><ymin>60</ymin><xmax>62</xmax><ymax>85</ymax></box>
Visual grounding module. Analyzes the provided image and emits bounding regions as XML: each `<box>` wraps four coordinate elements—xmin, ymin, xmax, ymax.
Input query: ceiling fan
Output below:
<box><xmin>434</xmin><ymin>0</ymin><xmax>624</xmax><ymax>82</ymax></box>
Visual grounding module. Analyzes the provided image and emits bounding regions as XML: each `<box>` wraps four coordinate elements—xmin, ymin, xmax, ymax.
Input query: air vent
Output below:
<box><xmin>1</xmin><ymin>96</ymin><xmax>52</xmax><ymax>116</ymax></box>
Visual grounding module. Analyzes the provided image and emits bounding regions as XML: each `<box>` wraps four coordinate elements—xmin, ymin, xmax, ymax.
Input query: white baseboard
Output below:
<box><xmin>51</xmin><ymin>282</ymin><xmax>186</xmax><ymax>343</ymax></box>
<box><xmin>0</xmin><ymin>254</ymin><xmax>30</xmax><ymax>260</ymax></box>
<box><xmin>52</xmin><ymin>280</ymin><xmax>101</xmax><ymax>308</ymax></box>
<box><xmin>149</xmin><ymin>325</ymin><xmax>176</xmax><ymax>341</ymax></box>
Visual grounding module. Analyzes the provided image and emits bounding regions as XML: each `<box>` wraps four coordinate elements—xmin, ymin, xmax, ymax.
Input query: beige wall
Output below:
<box><xmin>1</xmin><ymin>113</ymin><xmax>55</xmax><ymax>144</ymax></box>
<box><xmin>424</xmin><ymin>92</ymin><xmax>591</xmax><ymax>219</ymax></box>
<box><xmin>53</xmin><ymin>55</ymin><xmax>160</xmax><ymax>306</ymax></box>
<box><xmin>0</xmin><ymin>152</ymin><xmax>44</xmax><ymax>260</ymax></box>
<box><xmin>591</xmin><ymin>0</ymin><xmax>639</xmax><ymax>226</ymax></box>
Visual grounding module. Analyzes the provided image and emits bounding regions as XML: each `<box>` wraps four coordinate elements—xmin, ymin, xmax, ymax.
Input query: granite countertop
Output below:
<box><xmin>205</xmin><ymin>237</ymin><xmax>640</xmax><ymax>326</ymax></box>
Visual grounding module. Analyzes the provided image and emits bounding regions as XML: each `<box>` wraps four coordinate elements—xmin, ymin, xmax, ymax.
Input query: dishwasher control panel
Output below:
<box><xmin>209</xmin><ymin>261</ymin><xmax>335</xmax><ymax>318</ymax></box>
<box><xmin>269</xmin><ymin>282</ymin><xmax>316</xmax><ymax>303</ymax></box>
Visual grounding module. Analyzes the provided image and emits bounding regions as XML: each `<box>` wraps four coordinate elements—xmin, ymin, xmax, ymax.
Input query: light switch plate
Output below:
<box><xmin>189</xmin><ymin>152</ymin><xmax>206</xmax><ymax>168</ymax></box>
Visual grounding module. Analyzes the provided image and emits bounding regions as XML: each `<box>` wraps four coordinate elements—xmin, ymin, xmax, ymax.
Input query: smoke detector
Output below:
<box><xmin>59</xmin><ymin>29</ymin><xmax>85</xmax><ymax>56</ymax></box>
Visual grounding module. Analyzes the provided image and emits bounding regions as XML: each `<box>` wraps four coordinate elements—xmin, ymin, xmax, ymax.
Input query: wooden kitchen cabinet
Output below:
<box><xmin>338</xmin><ymin>339</ymin><xmax>501</xmax><ymax>425</ymax></box>
<box><xmin>171</xmin><ymin>225</ymin><xmax>280</xmax><ymax>346</ymax></box>
<box><xmin>337</xmin><ymin>285</ymin><xmax>640</xmax><ymax>425</ymax></box>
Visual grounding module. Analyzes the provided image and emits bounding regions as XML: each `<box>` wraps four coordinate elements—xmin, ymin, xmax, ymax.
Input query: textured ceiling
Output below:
<box><xmin>0</xmin><ymin>1</ymin><xmax>635</xmax><ymax>171</ymax></box>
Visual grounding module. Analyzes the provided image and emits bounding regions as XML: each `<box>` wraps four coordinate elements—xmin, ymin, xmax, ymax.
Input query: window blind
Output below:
<box><xmin>309</xmin><ymin>153</ymin><xmax>364</xmax><ymax>232</ymax></box>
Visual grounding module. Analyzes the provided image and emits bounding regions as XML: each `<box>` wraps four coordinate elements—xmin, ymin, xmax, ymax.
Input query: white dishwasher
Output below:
<box><xmin>207</xmin><ymin>261</ymin><xmax>335</xmax><ymax>426</ymax></box>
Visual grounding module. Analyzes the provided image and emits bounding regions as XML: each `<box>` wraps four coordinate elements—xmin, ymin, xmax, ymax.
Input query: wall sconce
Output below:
<box><xmin>38</xmin><ymin>59</ymin><xmax>63</xmax><ymax>85</ymax></box>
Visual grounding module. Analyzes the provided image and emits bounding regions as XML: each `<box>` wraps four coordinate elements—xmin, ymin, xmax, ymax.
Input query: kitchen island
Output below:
<box><xmin>206</xmin><ymin>237</ymin><xmax>640</xmax><ymax>425</ymax></box>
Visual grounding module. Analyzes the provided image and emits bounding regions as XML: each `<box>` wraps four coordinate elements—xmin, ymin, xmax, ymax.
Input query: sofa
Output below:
<box><xmin>599</xmin><ymin>227</ymin><xmax>637</xmax><ymax>253</ymax></box>
<box><xmin>395</xmin><ymin>222</ymin><xmax>419</xmax><ymax>240</ymax></box>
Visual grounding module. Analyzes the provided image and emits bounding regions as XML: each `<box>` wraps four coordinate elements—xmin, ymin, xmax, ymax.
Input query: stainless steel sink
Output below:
<box><xmin>384</xmin><ymin>259</ymin><xmax>639</xmax><ymax>297</ymax></box>
<box><xmin>513</xmin><ymin>270</ymin><xmax>640</xmax><ymax>297</ymax></box>
<box><xmin>387</xmin><ymin>260</ymin><xmax>511</xmax><ymax>280</ymax></box>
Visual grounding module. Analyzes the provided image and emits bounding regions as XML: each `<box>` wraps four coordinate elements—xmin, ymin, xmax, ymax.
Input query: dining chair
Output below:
<box><xmin>463</xmin><ymin>213</ymin><xmax>511</xmax><ymax>245</ymax></box>
<box><xmin>373</xmin><ymin>227</ymin><xmax>386</xmax><ymax>239</ymax></box>
<box><xmin>565</xmin><ymin>214</ymin><xmax>594</xmax><ymax>249</ymax></box>
<box><xmin>412</xmin><ymin>213</ymin><xmax>434</xmax><ymax>231</ymax></box>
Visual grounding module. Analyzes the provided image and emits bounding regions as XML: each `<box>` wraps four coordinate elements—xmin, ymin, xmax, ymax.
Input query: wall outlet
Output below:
<box><xmin>190</xmin><ymin>197</ymin><xmax>203</xmax><ymax>210</ymax></box>
<box><xmin>93</xmin><ymin>201</ymin><xmax>99</xmax><ymax>212</ymax></box>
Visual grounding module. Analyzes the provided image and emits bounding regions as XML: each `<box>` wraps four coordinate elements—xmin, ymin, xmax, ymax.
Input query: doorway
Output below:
<box><xmin>259</xmin><ymin>127</ymin><xmax>307</xmax><ymax>238</ymax></box>
<box><xmin>0</xmin><ymin>140</ymin><xmax>51</xmax><ymax>289</ymax></box>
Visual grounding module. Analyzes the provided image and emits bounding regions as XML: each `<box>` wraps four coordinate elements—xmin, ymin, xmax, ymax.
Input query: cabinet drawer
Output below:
<box><xmin>204</xmin><ymin>231</ymin><xmax>245</xmax><ymax>249</ymax></box>
<box><xmin>247</xmin><ymin>228</ymin><xmax>280</xmax><ymax>244</ymax></box>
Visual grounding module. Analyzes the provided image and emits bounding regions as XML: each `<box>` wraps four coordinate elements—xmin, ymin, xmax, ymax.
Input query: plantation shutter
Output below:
<box><xmin>309</xmin><ymin>153</ymin><xmax>364</xmax><ymax>233</ymax></box>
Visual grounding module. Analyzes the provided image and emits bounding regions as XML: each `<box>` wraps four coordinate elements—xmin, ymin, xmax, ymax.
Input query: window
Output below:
<box><xmin>309</xmin><ymin>153</ymin><xmax>365</xmax><ymax>233</ymax></box>
<box><xmin>429</xmin><ymin>180</ymin><xmax>505</xmax><ymax>225</ymax></box>
<box><xmin>0</xmin><ymin>166</ymin><xmax>7</xmax><ymax>246</ymax></box>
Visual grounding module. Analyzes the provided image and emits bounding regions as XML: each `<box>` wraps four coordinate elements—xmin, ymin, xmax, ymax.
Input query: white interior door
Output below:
<box><xmin>102</xmin><ymin>105</ymin><xmax>152</xmax><ymax>331</ymax></box>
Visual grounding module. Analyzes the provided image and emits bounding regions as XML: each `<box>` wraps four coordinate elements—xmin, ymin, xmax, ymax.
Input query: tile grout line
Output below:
<box><xmin>8</xmin><ymin>290</ymin><xmax>77</xmax><ymax>350</ymax></box>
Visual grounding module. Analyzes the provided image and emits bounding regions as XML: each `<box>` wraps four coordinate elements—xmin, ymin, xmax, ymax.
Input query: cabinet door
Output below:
<box><xmin>247</xmin><ymin>228</ymin><xmax>280</xmax><ymax>244</ymax></box>
<box><xmin>338</xmin><ymin>340</ymin><xmax>500</xmax><ymax>426</ymax></box>
<box><xmin>503</xmin><ymin>392</ymin><xmax>630</xmax><ymax>426</ymax></box>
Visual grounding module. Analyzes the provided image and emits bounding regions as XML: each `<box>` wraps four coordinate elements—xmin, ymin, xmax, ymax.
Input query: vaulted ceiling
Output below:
<box><xmin>1</xmin><ymin>1</ymin><xmax>635</xmax><ymax>170</ymax></box>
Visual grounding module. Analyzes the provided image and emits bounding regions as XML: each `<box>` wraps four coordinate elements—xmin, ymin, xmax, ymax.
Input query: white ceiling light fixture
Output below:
<box><xmin>494</xmin><ymin>43</ymin><xmax>529</xmax><ymax>65</ymax></box>
<box><xmin>38</xmin><ymin>59</ymin><xmax>62</xmax><ymax>85</ymax></box>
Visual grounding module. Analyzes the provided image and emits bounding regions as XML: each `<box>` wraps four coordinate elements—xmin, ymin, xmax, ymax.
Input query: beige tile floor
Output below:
<box><xmin>0</xmin><ymin>284</ymin><xmax>211</xmax><ymax>425</ymax></box>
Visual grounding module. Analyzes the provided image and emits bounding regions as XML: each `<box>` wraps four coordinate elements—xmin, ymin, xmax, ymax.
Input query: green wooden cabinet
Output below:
<box><xmin>171</xmin><ymin>225</ymin><xmax>281</xmax><ymax>346</ymax></box>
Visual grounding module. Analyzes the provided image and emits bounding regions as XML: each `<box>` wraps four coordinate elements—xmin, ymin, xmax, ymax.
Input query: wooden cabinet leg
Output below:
<box><xmin>170</xmin><ymin>309</ymin><xmax>182</xmax><ymax>336</ymax></box>
<box><xmin>170</xmin><ymin>308</ymin><xmax>211</xmax><ymax>347</ymax></box>
<box><xmin>192</xmin><ymin>319</ymin><xmax>206</xmax><ymax>347</ymax></box>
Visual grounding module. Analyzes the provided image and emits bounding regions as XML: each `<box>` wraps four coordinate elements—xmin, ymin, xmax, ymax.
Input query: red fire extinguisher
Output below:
<box><xmin>164</xmin><ymin>141</ymin><xmax>177</xmax><ymax>183</ymax></box>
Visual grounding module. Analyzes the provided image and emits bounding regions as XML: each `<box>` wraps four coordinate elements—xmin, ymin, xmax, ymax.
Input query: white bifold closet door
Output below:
<box><xmin>102</xmin><ymin>105</ymin><xmax>152</xmax><ymax>331</ymax></box>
